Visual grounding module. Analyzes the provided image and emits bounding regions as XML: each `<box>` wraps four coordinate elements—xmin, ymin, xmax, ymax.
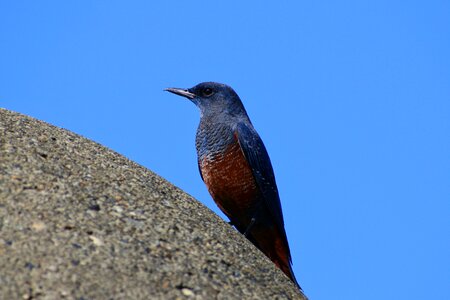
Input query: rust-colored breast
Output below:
<box><xmin>200</xmin><ymin>140</ymin><xmax>260</xmax><ymax>223</ymax></box>
<box><xmin>200</xmin><ymin>139</ymin><xmax>296</xmax><ymax>283</ymax></box>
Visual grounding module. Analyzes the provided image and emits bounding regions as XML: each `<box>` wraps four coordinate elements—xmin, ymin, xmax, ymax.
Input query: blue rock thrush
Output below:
<box><xmin>165</xmin><ymin>82</ymin><xmax>301</xmax><ymax>289</ymax></box>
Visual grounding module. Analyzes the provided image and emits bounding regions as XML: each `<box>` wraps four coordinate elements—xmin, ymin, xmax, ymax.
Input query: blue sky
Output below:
<box><xmin>1</xmin><ymin>1</ymin><xmax>449</xmax><ymax>299</ymax></box>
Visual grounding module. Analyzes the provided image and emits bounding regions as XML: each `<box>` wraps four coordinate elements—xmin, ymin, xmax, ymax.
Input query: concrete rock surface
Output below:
<box><xmin>0</xmin><ymin>108</ymin><xmax>307</xmax><ymax>300</ymax></box>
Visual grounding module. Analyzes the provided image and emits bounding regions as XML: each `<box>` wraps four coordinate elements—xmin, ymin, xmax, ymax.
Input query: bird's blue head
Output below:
<box><xmin>165</xmin><ymin>82</ymin><xmax>248</xmax><ymax>119</ymax></box>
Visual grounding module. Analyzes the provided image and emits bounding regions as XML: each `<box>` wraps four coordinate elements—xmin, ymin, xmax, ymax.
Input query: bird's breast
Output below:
<box><xmin>199</xmin><ymin>138</ymin><xmax>261</xmax><ymax>222</ymax></box>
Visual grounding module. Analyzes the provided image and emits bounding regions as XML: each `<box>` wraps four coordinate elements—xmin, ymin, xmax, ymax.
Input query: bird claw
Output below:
<box><xmin>243</xmin><ymin>217</ymin><xmax>256</xmax><ymax>237</ymax></box>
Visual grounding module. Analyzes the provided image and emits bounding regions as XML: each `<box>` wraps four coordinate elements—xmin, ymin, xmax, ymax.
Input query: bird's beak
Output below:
<box><xmin>164</xmin><ymin>87</ymin><xmax>196</xmax><ymax>99</ymax></box>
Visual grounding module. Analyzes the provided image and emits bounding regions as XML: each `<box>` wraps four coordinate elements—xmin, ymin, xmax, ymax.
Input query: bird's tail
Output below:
<box><xmin>285</xmin><ymin>260</ymin><xmax>302</xmax><ymax>291</ymax></box>
<box><xmin>248</xmin><ymin>224</ymin><xmax>303</xmax><ymax>292</ymax></box>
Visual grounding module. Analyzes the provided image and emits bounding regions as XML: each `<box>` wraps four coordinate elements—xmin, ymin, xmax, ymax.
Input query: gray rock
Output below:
<box><xmin>0</xmin><ymin>108</ymin><xmax>307</xmax><ymax>300</ymax></box>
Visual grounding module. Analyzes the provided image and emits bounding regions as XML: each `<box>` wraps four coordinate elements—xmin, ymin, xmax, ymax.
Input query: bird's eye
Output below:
<box><xmin>202</xmin><ymin>88</ymin><xmax>213</xmax><ymax>97</ymax></box>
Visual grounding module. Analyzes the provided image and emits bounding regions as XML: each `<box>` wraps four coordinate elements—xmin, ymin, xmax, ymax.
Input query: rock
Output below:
<box><xmin>0</xmin><ymin>108</ymin><xmax>307</xmax><ymax>299</ymax></box>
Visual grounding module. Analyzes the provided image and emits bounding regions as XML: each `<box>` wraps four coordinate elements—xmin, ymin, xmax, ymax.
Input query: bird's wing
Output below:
<box><xmin>235</xmin><ymin>122</ymin><xmax>289</xmax><ymax>249</ymax></box>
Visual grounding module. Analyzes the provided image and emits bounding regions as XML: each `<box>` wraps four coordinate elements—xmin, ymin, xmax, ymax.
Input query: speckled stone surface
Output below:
<box><xmin>0</xmin><ymin>108</ymin><xmax>307</xmax><ymax>300</ymax></box>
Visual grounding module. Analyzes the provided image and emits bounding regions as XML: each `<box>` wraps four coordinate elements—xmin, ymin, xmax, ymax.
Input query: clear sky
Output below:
<box><xmin>1</xmin><ymin>1</ymin><xmax>449</xmax><ymax>299</ymax></box>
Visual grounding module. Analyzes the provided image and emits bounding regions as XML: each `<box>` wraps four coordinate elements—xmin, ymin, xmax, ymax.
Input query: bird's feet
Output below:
<box><xmin>243</xmin><ymin>217</ymin><xmax>256</xmax><ymax>237</ymax></box>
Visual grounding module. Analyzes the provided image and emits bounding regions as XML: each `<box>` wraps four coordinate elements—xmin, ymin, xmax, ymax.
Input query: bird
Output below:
<box><xmin>165</xmin><ymin>82</ymin><xmax>301</xmax><ymax>289</ymax></box>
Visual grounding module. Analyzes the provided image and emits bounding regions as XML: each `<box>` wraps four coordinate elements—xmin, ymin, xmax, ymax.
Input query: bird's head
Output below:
<box><xmin>165</xmin><ymin>82</ymin><xmax>247</xmax><ymax>118</ymax></box>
